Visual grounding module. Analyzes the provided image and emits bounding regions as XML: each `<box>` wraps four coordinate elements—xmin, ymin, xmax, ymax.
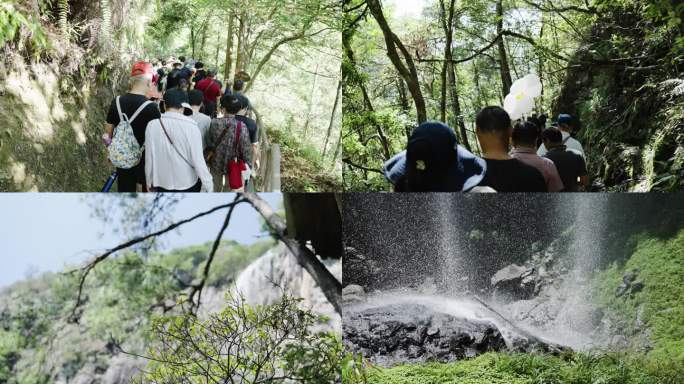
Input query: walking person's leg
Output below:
<box><xmin>117</xmin><ymin>168</ymin><xmax>137</xmax><ymax>192</ymax></box>
<box><xmin>211</xmin><ymin>169</ymin><xmax>224</xmax><ymax>192</ymax></box>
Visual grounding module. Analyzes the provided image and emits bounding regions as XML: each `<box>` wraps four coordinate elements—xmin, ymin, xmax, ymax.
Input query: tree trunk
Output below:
<box><xmin>367</xmin><ymin>0</ymin><xmax>427</xmax><ymax>124</ymax></box>
<box><xmin>235</xmin><ymin>14</ymin><xmax>245</xmax><ymax>74</ymax></box>
<box><xmin>302</xmin><ymin>63</ymin><xmax>320</xmax><ymax>141</ymax></box>
<box><xmin>343</xmin><ymin>31</ymin><xmax>392</xmax><ymax>159</ymax></box>
<box><xmin>223</xmin><ymin>15</ymin><xmax>235</xmax><ymax>83</ymax></box>
<box><xmin>323</xmin><ymin>79</ymin><xmax>343</xmax><ymax>157</ymax></box>
<box><xmin>448</xmin><ymin>63</ymin><xmax>471</xmax><ymax>151</ymax></box>
<box><xmin>190</xmin><ymin>27</ymin><xmax>196</xmax><ymax>59</ymax></box>
<box><xmin>496</xmin><ymin>0</ymin><xmax>513</xmax><ymax>96</ymax></box>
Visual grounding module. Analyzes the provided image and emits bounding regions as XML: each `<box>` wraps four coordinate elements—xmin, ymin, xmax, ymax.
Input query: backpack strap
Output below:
<box><xmin>214</xmin><ymin>119</ymin><xmax>232</xmax><ymax>148</ymax></box>
<box><xmin>115</xmin><ymin>96</ymin><xmax>128</xmax><ymax>123</ymax></box>
<box><xmin>129</xmin><ymin>100</ymin><xmax>154</xmax><ymax>124</ymax></box>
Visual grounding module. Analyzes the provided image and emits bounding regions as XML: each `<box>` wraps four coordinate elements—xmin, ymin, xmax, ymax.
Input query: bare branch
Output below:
<box><xmin>69</xmin><ymin>199</ymin><xmax>246</xmax><ymax>322</ymax></box>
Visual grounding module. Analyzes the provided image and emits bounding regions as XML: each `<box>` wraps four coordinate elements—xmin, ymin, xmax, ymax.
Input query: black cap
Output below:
<box><xmin>405</xmin><ymin>122</ymin><xmax>486</xmax><ymax>191</ymax></box>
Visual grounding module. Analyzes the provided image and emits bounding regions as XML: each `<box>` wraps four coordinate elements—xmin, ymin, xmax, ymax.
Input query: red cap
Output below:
<box><xmin>131</xmin><ymin>61</ymin><xmax>153</xmax><ymax>77</ymax></box>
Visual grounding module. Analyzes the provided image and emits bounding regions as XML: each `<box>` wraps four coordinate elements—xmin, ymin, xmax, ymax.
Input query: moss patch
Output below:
<box><xmin>362</xmin><ymin>352</ymin><xmax>683</xmax><ymax>384</ymax></box>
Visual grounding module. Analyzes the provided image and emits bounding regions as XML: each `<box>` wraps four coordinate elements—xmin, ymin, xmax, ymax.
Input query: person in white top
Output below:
<box><xmin>187</xmin><ymin>90</ymin><xmax>212</xmax><ymax>149</ymax></box>
<box><xmin>145</xmin><ymin>89</ymin><xmax>213</xmax><ymax>192</ymax></box>
<box><xmin>537</xmin><ymin>114</ymin><xmax>585</xmax><ymax>157</ymax></box>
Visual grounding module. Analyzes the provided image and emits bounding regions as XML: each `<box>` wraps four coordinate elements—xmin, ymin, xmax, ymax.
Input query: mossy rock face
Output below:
<box><xmin>597</xmin><ymin>230</ymin><xmax>684</xmax><ymax>362</ymax></box>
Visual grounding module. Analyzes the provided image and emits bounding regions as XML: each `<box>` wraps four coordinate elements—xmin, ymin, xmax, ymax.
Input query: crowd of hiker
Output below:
<box><xmin>383</xmin><ymin>106</ymin><xmax>588</xmax><ymax>192</ymax></box>
<box><xmin>103</xmin><ymin>58</ymin><xmax>260</xmax><ymax>193</ymax></box>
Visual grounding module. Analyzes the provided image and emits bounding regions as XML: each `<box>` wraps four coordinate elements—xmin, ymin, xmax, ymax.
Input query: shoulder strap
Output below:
<box><xmin>562</xmin><ymin>135</ymin><xmax>571</xmax><ymax>144</ymax></box>
<box><xmin>233</xmin><ymin>120</ymin><xmax>243</xmax><ymax>159</ymax></box>
<box><xmin>159</xmin><ymin>118</ymin><xmax>195</xmax><ymax>170</ymax></box>
<box><xmin>215</xmin><ymin>119</ymin><xmax>232</xmax><ymax>147</ymax></box>
<box><xmin>116</xmin><ymin>96</ymin><xmax>127</xmax><ymax>122</ymax></box>
<box><xmin>129</xmin><ymin>100</ymin><xmax>154</xmax><ymax>123</ymax></box>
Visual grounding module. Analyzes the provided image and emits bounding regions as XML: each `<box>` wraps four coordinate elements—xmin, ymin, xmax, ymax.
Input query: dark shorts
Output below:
<box><xmin>117</xmin><ymin>162</ymin><xmax>146</xmax><ymax>193</ymax></box>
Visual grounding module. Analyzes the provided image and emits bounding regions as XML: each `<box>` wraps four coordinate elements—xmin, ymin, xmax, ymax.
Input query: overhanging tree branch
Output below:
<box><xmin>68</xmin><ymin>200</ymin><xmax>246</xmax><ymax>322</ymax></box>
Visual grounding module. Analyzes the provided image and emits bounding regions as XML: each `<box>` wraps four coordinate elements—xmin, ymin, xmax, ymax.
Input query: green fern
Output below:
<box><xmin>100</xmin><ymin>0</ymin><xmax>111</xmax><ymax>45</ymax></box>
<box><xmin>58</xmin><ymin>0</ymin><xmax>69</xmax><ymax>37</ymax></box>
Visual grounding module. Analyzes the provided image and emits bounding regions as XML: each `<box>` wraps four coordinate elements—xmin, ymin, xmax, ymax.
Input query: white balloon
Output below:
<box><xmin>510</xmin><ymin>74</ymin><xmax>542</xmax><ymax>98</ymax></box>
<box><xmin>504</xmin><ymin>73</ymin><xmax>542</xmax><ymax>120</ymax></box>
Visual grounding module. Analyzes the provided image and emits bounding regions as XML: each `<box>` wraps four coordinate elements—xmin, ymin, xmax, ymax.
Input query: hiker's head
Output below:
<box><xmin>195</xmin><ymin>61</ymin><xmax>204</xmax><ymax>70</ymax></box>
<box><xmin>221</xmin><ymin>94</ymin><xmax>243</xmax><ymax>115</ymax></box>
<box><xmin>235</xmin><ymin>94</ymin><xmax>250</xmax><ymax>115</ymax></box>
<box><xmin>164</xmin><ymin>89</ymin><xmax>189</xmax><ymax>113</ymax></box>
<box><xmin>179</xmin><ymin>56</ymin><xmax>186</xmax><ymax>63</ymax></box>
<box><xmin>172</xmin><ymin>60</ymin><xmax>182</xmax><ymax>69</ymax></box>
<box><xmin>207</xmin><ymin>69</ymin><xmax>217</xmax><ymax>78</ymax></box>
<box><xmin>233</xmin><ymin>79</ymin><xmax>245</xmax><ymax>92</ymax></box>
<box><xmin>557</xmin><ymin>114</ymin><xmax>573</xmax><ymax>132</ymax></box>
<box><xmin>476</xmin><ymin>106</ymin><xmax>512</xmax><ymax>152</ymax></box>
<box><xmin>405</xmin><ymin>122</ymin><xmax>486</xmax><ymax>191</ymax></box>
<box><xmin>188</xmin><ymin>90</ymin><xmax>203</xmax><ymax>108</ymax></box>
<box><xmin>512</xmin><ymin>121</ymin><xmax>539</xmax><ymax>149</ymax></box>
<box><xmin>542</xmin><ymin>127</ymin><xmax>563</xmax><ymax>149</ymax></box>
<box><xmin>129</xmin><ymin>61</ymin><xmax>154</xmax><ymax>90</ymax></box>
<box><xmin>178</xmin><ymin>78</ymin><xmax>189</xmax><ymax>90</ymax></box>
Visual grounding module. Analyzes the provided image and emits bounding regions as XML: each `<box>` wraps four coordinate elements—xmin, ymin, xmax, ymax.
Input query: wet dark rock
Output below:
<box><xmin>615</xmin><ymin>271</ymin><xmax>644</xmax><ymax>297</ymax></box>
<box><xmin>623</xmin><ymin>271</ymin><xmax>639</xmax><ymax>284</ymax></box>
<box><xmin>630</xmin><ymin>281</ymin><xmax>645</xmax><ymax>294</ymax></box>
<box><xmin>344</xmin><ymin>303</ymin><xmax>506</xmax><ymax>366</ymax></box>
<box><xmin>491</xmin><ymin>264</ymin><xmax>537</xmax><ymax>300</ymax></box>
<box><xmin>343</xmin><ymin>247</ymin><xmax>380</xmax><ymax>287</ymax></box>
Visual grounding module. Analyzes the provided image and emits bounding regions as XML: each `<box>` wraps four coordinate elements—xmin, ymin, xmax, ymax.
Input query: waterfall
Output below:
<box><xmin>435</xmin><ymin>194</ymin><xmax>467</xmax><ymax>295</ymax></box>
<box><xmin>537</xmin><ymin>194</ymin><xmax>610</xmax><ymax>348</ymax></box>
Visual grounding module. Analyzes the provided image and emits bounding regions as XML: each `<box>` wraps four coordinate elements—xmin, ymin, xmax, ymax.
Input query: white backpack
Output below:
<box><xmin>108</xmin><ymin>97</ymin><xmax>153</xmax><ymax>169</ymax></box>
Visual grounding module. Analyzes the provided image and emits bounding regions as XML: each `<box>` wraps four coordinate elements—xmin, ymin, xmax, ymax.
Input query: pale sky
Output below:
<box><xmin>0</xmin><ymin>194</ymin><xmax>282</xmax><ymax>288</ymax></box>
<box><xmin>385</xmin><ymin>0</ymin><xmax>429</xmax><ymax>19</ymax></box>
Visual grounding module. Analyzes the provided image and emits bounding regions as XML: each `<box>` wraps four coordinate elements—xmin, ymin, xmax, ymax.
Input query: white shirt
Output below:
<box><xmin>190</xmin><ymin>111</ymin><xmax>212</xmax><ymax>149</ymax></box>
<box><xmin>145</xmin><ymin>112</ymin><xmax>214</xmax><ymax>192</ymax></box>
<box><xmin>538</xmin><ymin>131</ymin><xmax>585</xmax><ymax>157</ymax></box>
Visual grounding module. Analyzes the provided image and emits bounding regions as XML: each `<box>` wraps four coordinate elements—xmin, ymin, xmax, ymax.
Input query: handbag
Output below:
<box><xmin>226</xmin><ymin>121</ymin><xmax>247</xmax><ymax>190</ymax></box>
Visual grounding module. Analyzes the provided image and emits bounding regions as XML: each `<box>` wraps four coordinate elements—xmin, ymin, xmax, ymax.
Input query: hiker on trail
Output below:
<box><xmin>382</xmin><ymin>122</ymin><xmax>486</xmax><ymax>192</ymax></box>
<box><xmin>542</xmin><ymin>128</ymin><xmax>589</xmax><ymax>192</ymax></box>
<box><xmin>144</xmin><ymin>89</ymin><xmax>213</xmax><ymax>193</ymax></box>
<box><xmin>104</xmin><ymin>61</ymin><xmax>161</xmax><ymax>192</ymax></box>
<box><xmin>527</xmin><ymin>113</ymin><xmax>547</xmax><ymax>149</ymax></box>
<box><xmin>511</xmin><ymin>121</ymin><xmax>564</xmax><ymax>192</ymax></box>
<box><xmin>232</xmin><ymin>79</ymin><xmax>245</xmax><ymax>95</ymax></box>
<box><xmin>188</xmin><ymin>90</ymin><xmax>211</xmax><ymax>148</ymax></box>
<box><xmin>475</xmin><ymin>106</ymin><xmax>548</xmax><ymax>192</ymax></box>
<box><xmin>166</xmin><ymin>59</ymin><xmax>192</xmax><ymax>90</ymax></box>
<box><xmin>206</xmin><ymin>94</ymin><xmax>253</xmax><ymax>192</ymax></box>
<box><xmin>537</xmin><ymin>114</ymin><xmax>584</xmax><ymax>157</ymax></box>
<box><xmin>195</xmin><ymin>70</ymin><xmax>222</xmax><ymax>118</ymax></box>
<box><xmin>192</xmin><ymin>62</ymin><xmax>207</xmax><ymax>84</ymax></box>
<box><xmin>234</xmin><ymin>94</ymin><xmax>260</xmax><ymax>171</ymax></box>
